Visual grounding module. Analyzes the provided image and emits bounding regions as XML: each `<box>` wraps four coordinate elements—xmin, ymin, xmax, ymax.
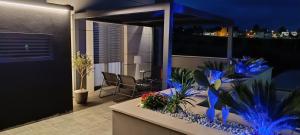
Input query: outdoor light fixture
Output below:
<box><xmin>0</xmin><ymin>0</ymin><xmax>69</xmax><ymax>14</ymax></box>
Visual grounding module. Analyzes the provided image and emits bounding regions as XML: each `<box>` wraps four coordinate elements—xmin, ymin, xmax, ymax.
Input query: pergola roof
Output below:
<box><xmin>75</xmin><ymin>2</ymin><xmax>234</xmax><ymax>27</ymax></box>
<box><xmin>74</xmin><ymin>1</ymin><xmax>234</xmax><ymax>89</ymax></box>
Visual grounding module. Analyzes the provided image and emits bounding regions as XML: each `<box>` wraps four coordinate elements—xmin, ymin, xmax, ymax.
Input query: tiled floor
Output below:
<box><xmin>0</xmin><ymin>88</ymin><xmax>120</xmax><ymax>135</ymax></box>
<box><xmin>0</xmin><ymin>101</ymin><xmax>115</xmax><ymax>135</ymax></box>
<box><xmin>0</xmin><ymin>86</ymin><xmax>141</xmax><ymax>135</ymax></box>
<box><xmin>73</xmin><ymin>87</ymin><xmax>117</xmax><ymax>112</ymax></box>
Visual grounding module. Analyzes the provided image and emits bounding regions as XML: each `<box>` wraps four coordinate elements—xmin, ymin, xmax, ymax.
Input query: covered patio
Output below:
<box><xmin>1</xmin><ymin>0</ymin><xmax>300</xmax><ymax>134</ymax></box>
<box><xmin>73</xmin><ymin>1</ymin><xmax>234</xmax><ymax>91</ymax></box>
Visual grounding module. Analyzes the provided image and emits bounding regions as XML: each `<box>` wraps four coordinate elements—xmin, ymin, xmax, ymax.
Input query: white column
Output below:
<box><xmin>86</xmin><ymin>20</ymin><xmax>95</xmax><ymax>93</ymax></box>
<box><xmin>71</xmin><ymin>11</ymin><xmax>76</xmax><ymax>91</ymax></box>
<box><xmin>162</xmin><ymin>4</ymin><xmax>174</xmax><ymax>89</ymax></box>
<box><xmin>123</xmin><ymin>25</ymin><xmax>128</xmax><ymax>75</ymax></box>
<box><xmin>74</xmin><ymin>19</ymin><xmax>87</xmax><ymax>90</ymax></box>
<box><xmin>227</xmin><ymin>26</ymin><xmax>233</xmax><ymax>60</ymax></box>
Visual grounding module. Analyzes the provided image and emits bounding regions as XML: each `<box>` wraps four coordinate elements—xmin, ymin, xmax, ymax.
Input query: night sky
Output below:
<box><xmin>175</xmin><ymin>0</ymin><xmax>300</xmax><ymax>30</ymax></box>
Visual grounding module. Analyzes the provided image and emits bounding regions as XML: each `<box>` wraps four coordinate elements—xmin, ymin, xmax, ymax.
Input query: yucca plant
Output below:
<box><xmin>171</xmin><ymin>68</ymin><xmax>195</xmax><ymax>88</ymax></box>
<box><xmin>219</xmin><ymin>81</ymin><xmax>300</xmax><ymax>135</ymax></box>
<box><xmin>197</xmin><ymin>61</ymin><xmax>241</xmax><ymax>79</ymax></box>
<box><xmin>198</xmin><ymin>61</ymin><xmax>226</xmax><ymax>72</ymax></box>
<box><xmin>164</xmin><ymin>68</ymin><xmax>198</xmax><ymax>113</ymax></box>
<box><xmin>233</xmin><ymin>56</ymin><xmax>269</xmax><ymax>74</ymax></box>
<box><xmin>164</xmin><ymin>81</ymin><xmax>198</xmax><ymax>113</ymax></box>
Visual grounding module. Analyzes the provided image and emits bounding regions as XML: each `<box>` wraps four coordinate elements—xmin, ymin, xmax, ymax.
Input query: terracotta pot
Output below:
<box><xmin>74</xmin><ymin>89</ymin><xmax>88</xmax><ymax>104</ymax></box>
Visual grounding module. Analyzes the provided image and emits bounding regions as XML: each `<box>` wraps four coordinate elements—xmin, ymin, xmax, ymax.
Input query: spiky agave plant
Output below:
<box><xmin>165</xmin><ymin>68</ymin><xmax>197</xmax><ymax>113</ymax></box>
<box><xmin>219</xmin><ymin>81</ymin><xmax>300</xmax><ymax>135</ymax></box>
<box><xmin>198</xmin><ymin>61</ymin><xmax>226</xmax><ymax>72</ymax></box>
<box><xmin>171</xmin><ymin>68</ymin><xmax>195</xmax><ymax>88</ymax></box>
<box><xmin>164</xmin><ymin>81</ymin><xmax>198</xmax><ymax>113</ymax></box>
<box><xmin>233</xmin><ymin>56</ymin><xmax>269</xmax><ymax>74</ymax></box>
<box><xmin>197</xmin><ymin>61</ymin><xmax>243</xmax><ymax>79</ymax></box>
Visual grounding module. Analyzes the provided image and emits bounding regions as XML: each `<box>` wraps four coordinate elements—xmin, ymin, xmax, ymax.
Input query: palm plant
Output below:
<box><xmin>219</xmin><ymin>81</ymin><xmax>300</xmax><ymax>135</ymax></box>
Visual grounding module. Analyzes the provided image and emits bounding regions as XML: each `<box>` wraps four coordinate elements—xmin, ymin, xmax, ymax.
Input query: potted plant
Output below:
<box><xmin>73</xmin><ymin>51</ymin><xmax>93</xmax><ymax>104</ymax></box>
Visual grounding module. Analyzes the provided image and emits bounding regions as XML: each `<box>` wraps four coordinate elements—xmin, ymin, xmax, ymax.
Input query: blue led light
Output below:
<box><xmin>234</xmin><ymin>97</ymin><xmax>298</xmax><ymax>135</ymax></box>
<box><xmin>173</xmin><ymin>4</ymin><xmax>184</xmax><ymax>13</ymax></box>
<box><xmin>205</xmin><ymin>70</ymin><xmax>224</xmax><ymax>84</ymax></box>
<box><xmin>234</xmin><ymin>57</ymin><xmax>269</xmax><ymax>75</ymax></box>
<box><xmin>235</xmin><ymin>62</ymin><xmax>248</xmax><ymax>74</ymax></box>
<box><xmin>222</xmin><ymin>106</ymin><xmax>230</xmax><ymax>124</ymax></box>
<box><xmin>207</xmin><ymin>89</ymin><xmax>218</xmax><ymax>122</ymax></box>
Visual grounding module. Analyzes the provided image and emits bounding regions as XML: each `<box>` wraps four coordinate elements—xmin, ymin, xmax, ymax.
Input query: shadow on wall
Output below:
<box><xmin>127</xmin><ymin>26</ymin><xmax>153</xmax><ymax>77</ymax></box>
<box><xmin>0</xmin><ymin>1</ymin><xmax>72</xmax><ymax>130</ymax></box>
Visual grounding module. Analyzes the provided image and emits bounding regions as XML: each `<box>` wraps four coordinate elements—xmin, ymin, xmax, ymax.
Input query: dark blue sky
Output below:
<box><xmin>175</xmin><ymin>0</ymin><xmax>300</xmax><ymax>30</ymax></box>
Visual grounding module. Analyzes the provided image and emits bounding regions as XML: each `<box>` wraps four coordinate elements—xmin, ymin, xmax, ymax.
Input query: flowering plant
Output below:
<box><xmin>140</xmin><ymin>92</ymin><xmax>168</xmax><ymax>110</ymax></box>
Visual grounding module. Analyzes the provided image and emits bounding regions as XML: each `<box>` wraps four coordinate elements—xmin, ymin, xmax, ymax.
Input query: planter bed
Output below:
<box><xmin>110</xmin><ymin>90</ymin><xmax>252</xmax><ymax>135</ymax></box>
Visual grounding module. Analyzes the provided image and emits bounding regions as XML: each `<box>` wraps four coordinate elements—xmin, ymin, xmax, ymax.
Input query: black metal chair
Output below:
<box><xmin>99</xmin><ymin>72</ymin><xmax>119</xmax><ymax>98</ymax></box>
<box><xmin>117</xmin><ymin>75</ymin><xmax>138</xmax><ymax>98</ymax></box>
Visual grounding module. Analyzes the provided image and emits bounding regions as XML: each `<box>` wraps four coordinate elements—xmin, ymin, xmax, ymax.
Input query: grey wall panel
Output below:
<box><xmin>0</xmin><ymin>1</ymin><xmax>72</xmax><ymax>130</ymax></box>
<box><xmin>93</xmin><ymin>22</ymin><xmax>123</xmax><ymax>63</ymax></box>
<box><xmin>127</xmin><ymin>25</ymin><xmax>153</xmax><ymax>77</ymax></box>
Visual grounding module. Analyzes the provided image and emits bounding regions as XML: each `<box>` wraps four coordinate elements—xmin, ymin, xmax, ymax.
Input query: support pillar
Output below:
<box><xmin>123</xmin><ymin>25</ymin><xmax>129</xmax><ymax>75</ymax></box>
<box><xmin>162</xmin><ymin>4</ymin><xmax>174</xmax><ymax>89</ymax></box>
<box><xmin>74</xmin><ymin>19</ymin><xmax>87</xmax><ymax>90</ymax></box>
<box><xmin>86</xmin><ymin>20</ymin><xmax>95</xmax><ymax>92</ymax></box>
<box><xmin>227</xmin><ymin>26</ymin><xmax>233</xmax><ymax>61</ymax></box>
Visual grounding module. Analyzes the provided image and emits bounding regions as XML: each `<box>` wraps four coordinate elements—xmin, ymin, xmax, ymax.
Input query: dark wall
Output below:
<box><xmin>173</xmin><ymin>35</ymin><xmax>228</xmax><ymax>58</ymax></box>
<box><xmin>0</xmin><ymin>2</ymin><xmax>72</xmax><ymax>130</ymax></box>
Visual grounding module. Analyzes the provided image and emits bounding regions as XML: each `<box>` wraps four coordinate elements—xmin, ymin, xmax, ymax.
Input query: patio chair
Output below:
<box><xmin>99</xmin><ymin>72</ymin><xmax>119</xmax><ymax>98</ymax></box>
<box><xmin>117</xmin><ymin>75</ymin><xmax>139</xmax><ymax>98</ymax></box>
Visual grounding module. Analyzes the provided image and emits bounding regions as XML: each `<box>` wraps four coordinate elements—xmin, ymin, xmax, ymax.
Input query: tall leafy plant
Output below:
<box><xmin>73</xmin><ymin>52</ymin><xmax>93</xmax><ymax>90</ymax></box>
<box><xmin>219</xmin><ymin>81</ymin><xmax>300</xmax><ymax>135</ymax></box>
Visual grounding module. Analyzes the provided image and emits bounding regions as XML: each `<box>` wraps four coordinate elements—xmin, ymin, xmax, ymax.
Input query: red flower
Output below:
<box><xmin>141</xmin><ymin>92</ymin><xmax>155</xmax><ymax>103</ymax></box>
